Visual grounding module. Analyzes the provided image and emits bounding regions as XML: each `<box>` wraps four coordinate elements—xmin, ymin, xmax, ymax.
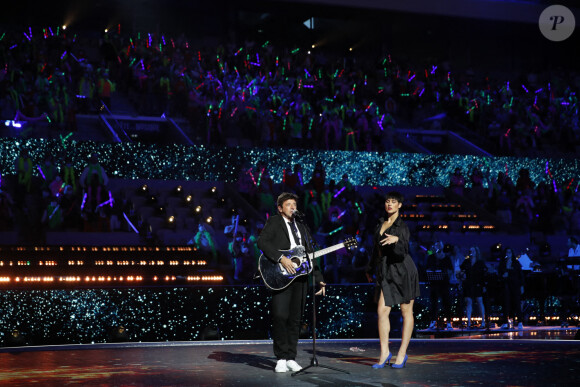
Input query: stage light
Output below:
<box><xmin>155</xmin><ymin>205</ymin><xmax>165</xmax><ymax>216</ymax></box>
<box><xmin>140</xmin><ymin>184</ymin><xmax>149</xmax><ymax>194</ymax></box>
<box><xmin>185</xmin><ymin>195</ymin><xmax>193</xmax><ymax>204</ymax></box>
<box><xmin>195</xmin><ymin>205</ymin><xmax>202</xmax><ymax>213</ymax></box>
<box><xmin>174</xmin><ymin>185</ymin><xmax>183</xmax><ymax>195</ymax></box>
<box><xmin>62</xmin><ymin>25</ymin><xmax>67</xmax><ymax>30</ymax></box>
<box><xmin>205</xmin><ymin>216</ymin><xmax>213</xmax><ymax>224</ymax></box>
<box><xmin>166</xmin><ymin>215</ymin><xmax>176</xmax><ymax>229</ymax></box>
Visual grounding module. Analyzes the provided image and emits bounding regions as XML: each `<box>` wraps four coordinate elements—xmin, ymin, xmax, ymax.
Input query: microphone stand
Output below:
<box><xmin>292</xmin><ymin>217</ymin><xmax>349</xmax><ymax>377</ymax></box>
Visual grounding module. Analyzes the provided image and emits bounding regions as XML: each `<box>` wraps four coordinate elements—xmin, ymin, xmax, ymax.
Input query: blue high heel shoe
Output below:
<box><xmin>372</xmin><ymin>352</ymin><xmax>392</xmax><ymax>368</ymax></box>
<box><xmin>390</xmin><ymin>354</ymin><xmax>408</xmax><ymax>369</ymax></box>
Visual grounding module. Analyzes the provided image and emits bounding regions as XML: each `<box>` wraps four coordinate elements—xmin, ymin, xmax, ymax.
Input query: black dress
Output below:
<box><xmin>367</xmin><ymin>216</ymin><xmax>421</xmax><ymax>306</ymax></box>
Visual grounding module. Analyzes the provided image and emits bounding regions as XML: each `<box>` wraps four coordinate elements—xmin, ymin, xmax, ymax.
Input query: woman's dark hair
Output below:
<box><xmin>277</xmin><ymin>192</ymin><xmax>299</xmax><ymax>208</ymax></box>
<box><xmin>385</xmin><ymin>191</ymin><xmax>404</xmax><ymax>203</ymax></box>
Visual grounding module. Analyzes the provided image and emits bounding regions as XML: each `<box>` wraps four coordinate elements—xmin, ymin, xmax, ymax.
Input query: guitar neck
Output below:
<box><xmin>307</xmin><ymin>242</ymin><xmax>345</xmax><ymax>259</ymax></box>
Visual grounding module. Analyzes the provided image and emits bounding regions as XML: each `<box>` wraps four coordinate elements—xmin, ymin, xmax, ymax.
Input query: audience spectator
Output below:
<box><xmin>79</xmin><ymin>154</ymin><xmax>109</xmax><ymax>212</ymax></box>
<box><xmin>188</xmin><ymin>223</ymin><xmax>218</xmax><ymax>267</ymax></box>
<box><xmin>449</xmin><ymin>168</ymin><xmax>466</xmax><ymax>196</ymax></box>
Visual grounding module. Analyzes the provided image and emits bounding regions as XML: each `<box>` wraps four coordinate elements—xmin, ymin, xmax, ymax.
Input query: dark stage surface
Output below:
<box><xmin>1</xmin><ymin>328</ymin><xmax>579</xmax><ymax>386</ymax></box>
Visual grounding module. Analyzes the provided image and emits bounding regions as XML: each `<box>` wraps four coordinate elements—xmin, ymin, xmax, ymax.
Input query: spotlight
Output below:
<box><xmin>147</xmin><ymin>195</ymin><xmax>158</xmax><ymax>205</ymax></box>
<box><xmin>140</xmin><ymin>184</ymin><xmax>149</xmax><ymax>195</ymax></box>
<box><xmin>206</xmin><ymin>216</ymin><xmax>213</xmax><ymax>224</ymax></box>
<box><xmin>174</xmin><ymin>185</ymin><xmax>183</xmax><ymax>195</ymax></box>
<box><xmin>195</xmin><ymin>205</ymin><xmax>202</xmax><ymax>213</ymax></box>
<box><xmin>166</xmin><ymin>215</ymin><xmax>176</xmax><ymax>229</ymax></box>
<box><xmin>155</xmin><ymin>206</ymin><xmax>166</xmax><ymax>216</ymax></box>
<box><xmin>62</xmin><ymin>25</ymin><xmax>67</xmax><ymax>30</ymax></box>
<box><xmin>185</xmin><ymin>195</ymin><xmax>193</xmax><ymax>205</ymax></box>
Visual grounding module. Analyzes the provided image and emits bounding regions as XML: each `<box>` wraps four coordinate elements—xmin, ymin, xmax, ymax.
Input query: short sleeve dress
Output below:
<box><xmin>368</xmin><ymin>216</ymin><xmax>421</xmax><ymax>306</ymax></box>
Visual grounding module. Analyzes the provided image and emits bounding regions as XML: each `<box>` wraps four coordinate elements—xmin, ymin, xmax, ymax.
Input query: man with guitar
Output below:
<box><xmin>257</xmin><ymin>192</ymin><xmax>326</xmax><ymax>373</ymax></box>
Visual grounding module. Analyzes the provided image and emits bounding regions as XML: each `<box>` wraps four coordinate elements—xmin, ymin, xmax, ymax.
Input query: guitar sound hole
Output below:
<box><xmin>290</xmin><ymin>257</ymin><xmax>301</xmax><ymax>266</ymax></box>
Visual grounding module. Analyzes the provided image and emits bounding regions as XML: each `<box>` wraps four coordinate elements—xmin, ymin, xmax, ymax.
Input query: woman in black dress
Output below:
<box><xmin>366</xmin><ymin>192</ymin><xmax>420</xmax><ymax>369</ymax></box>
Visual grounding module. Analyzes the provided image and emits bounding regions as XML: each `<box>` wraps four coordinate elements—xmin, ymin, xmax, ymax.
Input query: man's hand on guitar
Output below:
<box><xmin>315</xmin><ymin>282</ymin><xmax>326</xmax><ymax>296</ymax></box>
<box><xmin>280</xmin><ymin>256</ymin><xmax>296</xmax><ymax>275</ymax></box>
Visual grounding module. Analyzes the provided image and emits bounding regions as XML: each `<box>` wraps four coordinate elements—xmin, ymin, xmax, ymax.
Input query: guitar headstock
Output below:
<box><xmin>343</xmin><ymin>236</ymin><xmax>358</xmax><ymax>250</ymax></box>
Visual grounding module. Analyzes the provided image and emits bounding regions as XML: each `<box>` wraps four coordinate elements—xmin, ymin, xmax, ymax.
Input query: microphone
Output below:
<box><xmin>292</xmin><ymin>210</ymin><xmax>305</xmax><ymax>218</ymax></box>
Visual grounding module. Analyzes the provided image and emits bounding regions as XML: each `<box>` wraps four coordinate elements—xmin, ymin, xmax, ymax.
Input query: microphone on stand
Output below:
<box><xmin>292</xmin><ymin>210</ymin><xmax>305</xmax><ymax>218</ymax></box>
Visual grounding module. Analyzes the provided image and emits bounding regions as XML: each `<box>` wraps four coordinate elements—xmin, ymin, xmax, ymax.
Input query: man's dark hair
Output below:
<box><xmin>277</xmin><ymin>192</ymin><xmax>299</xmax><ymax>208</ymax></box>
<box><xmin>385</xmin><ymin>191</ymin><xmax>404</xmax><ymax>203</ymax></box>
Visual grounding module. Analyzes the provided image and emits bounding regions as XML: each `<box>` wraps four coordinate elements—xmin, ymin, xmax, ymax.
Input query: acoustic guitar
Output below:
<box><xmin>258</xmin><ymin>237</ymin><xmax>358</xmax><ymax>290</ymax></box>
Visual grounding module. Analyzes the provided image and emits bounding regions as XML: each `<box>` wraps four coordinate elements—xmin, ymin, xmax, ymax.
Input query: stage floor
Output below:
<box><xmin>1</xmin><ymin>327</ymin><xmax>579</xmax><ymax>386</ymax></box>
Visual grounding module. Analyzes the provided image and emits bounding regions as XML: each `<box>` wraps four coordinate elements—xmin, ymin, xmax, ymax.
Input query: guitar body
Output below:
<box><xmin>258</xmin><ymin>245</ymin><xmax>312</xmax><ymax>291</ymax></box>
<box><xmin>258</xmin><ymin>237</ymin><xmax>358</xmax><ymax>290</ymax></box>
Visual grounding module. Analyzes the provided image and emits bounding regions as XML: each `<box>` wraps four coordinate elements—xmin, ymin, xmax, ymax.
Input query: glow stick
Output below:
<box><xmin>334</xmin><ymin>186</ymin><xmax>346</xmax><ymax>198</ymax></box>
<box><xmin>37</xmin><ymin>165</ymin><xmax>46</xmax><ymax>180</ymax></box>
<box><xmin>123</xmin><ymin>212</ymin><xmax>139</xmax><ymax>233</ymax></box>
<box><xmin>378</xmin><ymin>115</ymin><xmax>385</xmax><ymax>131</ymax></box>
<box><xmin>80</xmin><ymin>193</ymin><xmax>87</xmax><ymax>211</ymax></box>
<box><xmin>329</xmin><ymin>226</ymin><xmax>344</xmax><ymax>236</ymax></box>
<box><xmin>96</xmin><ymin>199</ymin><xmax>113</xmax><ymax>208</ymax></box>
<box><xmin>49</xmin><ymin>204</ymin><xmax>60</xmax><ymax>219</ymax></box>
<box><xmin>247</xmin><ymin>169</ymin><xmax>257</xmax><ymax>186</ymax></box>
